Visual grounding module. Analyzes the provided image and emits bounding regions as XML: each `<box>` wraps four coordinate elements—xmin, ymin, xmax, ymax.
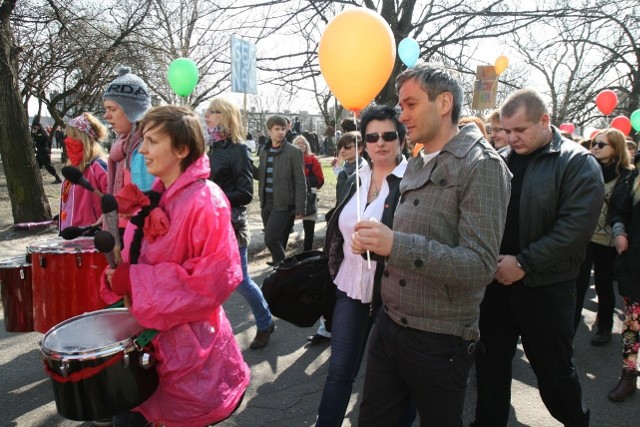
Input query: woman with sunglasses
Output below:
<box><xmin>316</xmin><ymin>105</ymin><xmax>412</xmax><ymax>426</ymax></box>
<box><xmin>308</xmin><ymin>132</ymin><xmax>368</xmax><ymax>345</ymax></box>
<box><xmin>205</xmin><ymin>96</ymin><xmax>275</xmax><ymax>350</ymax></box>
<box><xmin>574</xmin><ymin>128</ymin><xmax>633</xmax><ymax>345</ymax></box>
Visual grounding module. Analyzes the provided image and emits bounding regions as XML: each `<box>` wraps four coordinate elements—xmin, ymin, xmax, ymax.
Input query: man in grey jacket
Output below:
<box><xmin>471</xmin><ymin>89</ymin><xmax>603</xmax><ymax>427</ymax></box>
<box><xmin>257</xmin><ymin>115</ymin><xmax>306</xmax><ymax>265</ymax></box>
<box><xmin>352</xmin><ymin>64</ymin><xmax>511</xmax><ymax>425</ymax></box>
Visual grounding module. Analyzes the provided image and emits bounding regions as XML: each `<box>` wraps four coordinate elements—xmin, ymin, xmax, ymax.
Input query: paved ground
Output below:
<box><xmin>0</xmin><ymin>150</ymin><xmax>638</xmax><ymax>426</ymax></box>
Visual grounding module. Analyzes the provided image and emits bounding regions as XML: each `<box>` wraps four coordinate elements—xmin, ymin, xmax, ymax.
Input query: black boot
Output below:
<box><xmin>591</xmin><ymin>328</ymin><xmax>612</xmax><ymax>346</ymax></box>
<box><xmin>608</xmin><ymin>369</ymin><xmax>637</xmax><ymax>402</ymax></box>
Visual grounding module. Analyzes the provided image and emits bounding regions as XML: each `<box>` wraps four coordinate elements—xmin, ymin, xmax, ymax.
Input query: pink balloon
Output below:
<box><xmin>610</xmin><ymin>116</ymin><xmax>632</xmax><ymax>135</ymax></box>
<box><xmin>595</xmin><ymin>90</ymin><xmax>618</xmax><ymax>116</ymax></box>
<box><xmin>589</xmin><ymin>129</ymin><xmax>600</xmax><ymax>139</ymax></box>
<box><xmin>559</xmin><ymin>123</ymin><xmax>575</xmax><ymax>134</ymax></box>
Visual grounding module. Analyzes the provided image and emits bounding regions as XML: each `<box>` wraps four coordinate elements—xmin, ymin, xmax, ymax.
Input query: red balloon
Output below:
<box><xmin>610</xmin><ymin>116</ymin><xmax>632</xmax><ymax>135</ymax></box>
<box><xmin>589</xmin><ymin>129</ymin><xmax>600</xmax><ymax>139</ymax></box>
<box><xmin>559</xmin><ymin>123</ymin><xmax>575</xmax><ymax>134</ymax></box>
<box><xmin>595</xmin><ymin>90</ymin><xmax>618</xmax><ymax>116</ymax></box>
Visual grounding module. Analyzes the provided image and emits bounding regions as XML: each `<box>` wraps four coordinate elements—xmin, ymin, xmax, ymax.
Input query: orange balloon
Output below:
<box><xmin>319</xmin><ymin>8</ymin><xmax>396</xmax><ymax>112</ymax></box>
<box><xmin>494</xmin><ymin>55</ymin><xmax>509</xmax><ymax>75</ymax></box>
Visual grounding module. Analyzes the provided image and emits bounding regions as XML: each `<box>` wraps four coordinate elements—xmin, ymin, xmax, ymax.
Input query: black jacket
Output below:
<box><xmin>610</xmin><ymin>169</ymin><xmax>640</xmax><ymax>301</ymax></box>
<box><xmin>208</xmin><ymin>139</ymin><xmax>253</xmax><ymax>208</ymax></box>
<box><xmin>324</xmin><ymin>166</ymin><xmax>403</xmax><ymax>313</ymax></box>
<box><xmin>499</xmin><ymin>127</ymin><xmax>604</xmax><ymax>287</ymax></box>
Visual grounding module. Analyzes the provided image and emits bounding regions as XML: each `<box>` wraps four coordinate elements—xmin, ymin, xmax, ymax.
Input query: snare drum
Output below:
<box><xmin>40</xmin><ymin>308</ymin><xmax>158</xmax><ymax>421</ymax></box>
<box><xmin>28</xmin><ymin>237</ymin><xmax>108</xmax><ymax>333</ymax></box>
<box><xmin>0</xmin><ymin>256</ymin><xmax>34</xmax><ymax>332</ymax></box>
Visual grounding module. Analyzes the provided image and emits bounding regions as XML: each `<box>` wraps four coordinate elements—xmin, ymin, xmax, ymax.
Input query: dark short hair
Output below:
<box><xmin>340</xmin><ymin>118</ymin><xmax>358</xmax><ymax>133</ymax></box>
<box><xmin>396</xmin><ymin>63</ymin><xmax>463</xmax><ymax>123</ymax></box>
<box><xmin>500</xmin><ymin>88</ymin><xmax>548</xmax><ymax>123</ymax></box>
<box><xmin>266</xmin><ymin>115</ymin><xmax>287</xmax><ymax>129</ymax></box>
<box><xmin>139</xmin><ymin>105</ymin><xmax>205</xmax><ymax>171</ymax></box>
<box><xmin>337</xmin><ymin>131</ymin><xmax>362</xmax><ymax>149</ymax></box>
<box><xmin>359</xmin><ymin>105</ymin><xmax>406</xmax><ymax>145</ymax></box>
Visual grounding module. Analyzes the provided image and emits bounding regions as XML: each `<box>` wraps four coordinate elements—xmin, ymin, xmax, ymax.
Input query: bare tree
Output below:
<box><xmin>0</xmin><ymin>0</ymin><xmax>51</xmax><ymax>223</ymax></box>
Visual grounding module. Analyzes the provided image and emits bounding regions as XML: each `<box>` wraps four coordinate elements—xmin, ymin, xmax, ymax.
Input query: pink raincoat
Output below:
<box><xmin>101</xmin><ymin>155</ymin><xmax>249</xmax><ymax>426</ymax></box>
<box><xmin>58</xmin><ymin>160</ymin><xmax>108</xmax><ymax>231</ymax></box>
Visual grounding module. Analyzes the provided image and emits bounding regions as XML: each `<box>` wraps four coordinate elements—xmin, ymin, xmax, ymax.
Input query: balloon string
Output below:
<box><xmin>351</xmin><ymin>111</ymin><xmax>371</xmax><ymax>269</ymax></box>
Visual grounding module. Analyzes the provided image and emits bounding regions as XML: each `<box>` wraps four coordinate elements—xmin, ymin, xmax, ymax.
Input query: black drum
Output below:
<box><xmin>40</xmin><ymin>309</ymin><xmax>158</xmax><ymax>421</ymax></box>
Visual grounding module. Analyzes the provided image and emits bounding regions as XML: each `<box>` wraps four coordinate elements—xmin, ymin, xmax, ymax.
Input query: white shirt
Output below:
<box><xmin>333</xmin><ymin>159</ymin><xmax>407</xmax><ymax>302</ymax></box>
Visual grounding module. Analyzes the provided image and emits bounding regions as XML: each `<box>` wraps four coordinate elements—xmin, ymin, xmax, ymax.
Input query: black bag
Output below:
<box><xmin>261</xmin><ymin>250</ymin><xmax>335</xmax><ymax>327</ymax></box>
<box><xmin>305</xmin><ymin>189</ymin><xmax>317</xmax><ymax>216</ymax></box>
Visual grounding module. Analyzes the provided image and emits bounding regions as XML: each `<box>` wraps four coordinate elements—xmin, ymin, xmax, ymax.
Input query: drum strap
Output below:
<box><xmin>43</xmin><ymin>352</ymin><xmax>124</xmax><ymax>383</ymax></box>
<box><xmin>107</xmin><ymin>299</ymin><xmax>159</xmax><ymax>350</ymax></box>
<box><xmin>134</xmin><ymin>328</ymin><xmax>159</xmax><ymax>351</ymax></box>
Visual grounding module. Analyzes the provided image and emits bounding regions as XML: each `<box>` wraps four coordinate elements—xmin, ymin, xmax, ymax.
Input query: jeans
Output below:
<box><xmin>473</xmin><ymin>280</ymin><xmax>589</xmax><ymax>427</ymax></box>
<box><xmin>261</xmin><ymin>196</ymin><xmax>294</xmax><ymax>264</ymax></box>
<box><xmin>574</xmin><ymin>241</ymin><xmax>617</xmax><ymax>332</ymax></box>
<box><xmin>359</xmin><ymin>311</ymin><xmax>473</xmax><ymax>427</ymax></box>
<box><xmin>235</xmin><ymin>246</ymin><xmax>272</xmax><ymax>331</ymax></box>
<box><xmin>316</xmin><ymin>289</ymin><xmax>373</xmax><ymax>426</ymax></box>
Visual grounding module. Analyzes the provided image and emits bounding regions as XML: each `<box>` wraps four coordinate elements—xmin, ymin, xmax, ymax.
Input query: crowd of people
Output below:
<box><xmin>30</xmin><ymin>61</ymin><xmax>640</xmax><ymax>426</ymax></box>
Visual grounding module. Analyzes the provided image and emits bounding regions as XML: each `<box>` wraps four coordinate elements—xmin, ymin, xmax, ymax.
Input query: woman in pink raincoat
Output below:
<box><xmin>102</xmin><ymin>105</ymin><xmax>249</xmax><ymax>427</ymax></box>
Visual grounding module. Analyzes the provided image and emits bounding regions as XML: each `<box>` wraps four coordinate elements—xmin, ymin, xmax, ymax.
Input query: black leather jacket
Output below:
<box><xmin>499</xmin><ymin>127</ymin><xmax>604</xmax><ymax>288</ymax></box>
<box><xmin>324</xmin><ymin>163</ymin><xmax>404</xmax><ymax>312</ymax></box>
<box><xmin>208</xmin><ymin>139</ymin><xmax>253</xmax><ymax>208</ymax></box>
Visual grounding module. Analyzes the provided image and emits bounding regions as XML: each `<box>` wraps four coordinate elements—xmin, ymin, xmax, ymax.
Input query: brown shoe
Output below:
<box><xmin>608</xmin><ymin>369</ymin><xmax>637</xmax><ymax>402</ymax></box>
<box><xmin>249</xmin><ymin>323</ymin><xmax>275</xmax><ymax>350</ymax></box>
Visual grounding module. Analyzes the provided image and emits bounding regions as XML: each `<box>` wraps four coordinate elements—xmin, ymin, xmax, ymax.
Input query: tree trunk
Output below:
<box><xmin>0</xmin><ymin>1</ymin><xmax>52</xmax><ymax>223</ymax></box>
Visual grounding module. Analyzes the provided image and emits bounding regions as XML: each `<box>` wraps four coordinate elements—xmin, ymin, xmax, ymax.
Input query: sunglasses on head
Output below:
<box><xmin>365</xmin><ymin>131</ymin><xmax>398</xmax><ymax>143</ymax></box>
<box><xmin>591</xmin><ymin>141</ymin><xmax>609</xmax><ymax>149</ymax></box>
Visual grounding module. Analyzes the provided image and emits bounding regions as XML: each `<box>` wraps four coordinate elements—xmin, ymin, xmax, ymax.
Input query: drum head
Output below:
<box><xmin>0</xmin><ymin>256</ymin><xmax>30</xmax><ymax>269</ymax></box>
<box><xmin>42</xmin><ymin>309</ymin><xmax>145</xmax><ymax>358</ymax></box>
<box><xmin>28</xmin><ymin>237</ymin><xmax>97</xmax><ymax>254</ymax></box>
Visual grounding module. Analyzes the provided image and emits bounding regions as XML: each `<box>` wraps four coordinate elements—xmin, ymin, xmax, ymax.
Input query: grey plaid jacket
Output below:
<box><xmin>381</xmin><ymin>125</ymin><xmax>511</xmax><ymax>340</ymax></box>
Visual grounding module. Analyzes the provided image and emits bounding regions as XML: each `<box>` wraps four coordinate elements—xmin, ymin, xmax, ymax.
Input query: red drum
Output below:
<box><xmin>41</xmin><ymin>308</ymin><xmax>158</xmax><ymax>421</ymax></box>
<box><xmin>28</xmin><ymin>237</ymin><xmax>108</xmax><ymax>334</ymax></box>
<box><xmin>0</xmin><ymin>256</ymin><xmax>34</xmax><ymax>332</ymax></box>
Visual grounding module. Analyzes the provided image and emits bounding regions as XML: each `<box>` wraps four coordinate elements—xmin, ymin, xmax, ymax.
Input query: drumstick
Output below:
<box><xmin>94</xmin><ymin>230</ymin><xmax>117</xmax><ymax>268</ymax></box>
<box><xmin>101</xmin><ymin>194</ymin><xmax>122</xmax><ymax>264</ymax></box>
<box><xmin>61</xmin><ymin>166</ymin><xmax>104</xmax><ymax>197</ymax></box>
<box><xmin>60</xmin><ymin>224</ymin><xmax>100</xmax><ymax>240</ymax></box>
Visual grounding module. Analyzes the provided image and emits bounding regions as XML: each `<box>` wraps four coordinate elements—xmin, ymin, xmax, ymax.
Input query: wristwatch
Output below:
<box><xmin>516</xmin><ymin>259</ymin><xmax>523</xmax><ymax>270</ymax></box>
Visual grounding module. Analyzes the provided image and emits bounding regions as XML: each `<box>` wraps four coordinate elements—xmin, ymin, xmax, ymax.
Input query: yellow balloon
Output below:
<box><xmin>494</xmin><ymin>55</ymin><xmax>509</xmax><ymax>75</ymax></box>
<box><xmin>318</xmin><ymin>8</ymin><xmax>396</xmax><ymax>112</ymax></box>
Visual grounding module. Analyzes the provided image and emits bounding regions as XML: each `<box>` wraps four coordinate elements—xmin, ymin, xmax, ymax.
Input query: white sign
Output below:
<box><xmin>231</xmin><ymin>35</ymin><xmax>257</xmax><ymax>94</ymax></box>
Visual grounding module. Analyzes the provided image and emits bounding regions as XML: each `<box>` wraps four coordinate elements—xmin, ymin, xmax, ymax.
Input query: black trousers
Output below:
<box><xmin>574</xmin><ymin>241</ymin><xmax>617</xmax><ymax>332</ymax></box>
<box><xmin>473</xmin><ymin>280</ymin><xmax>590</xmax><ymax>427</ymax></box>
<box><xmin>36</xmin><ymin>150</ymin><xmax>59</xmax><ymax>178</ymax></box>
<box><xmin>359</xmin><ymin>311</ymin><xmax>475</xmax><ymax>426</ymax></box>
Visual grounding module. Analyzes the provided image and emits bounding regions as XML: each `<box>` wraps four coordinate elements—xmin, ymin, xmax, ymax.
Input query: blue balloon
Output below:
<box><xmin>398</xmin><ymin>37</ymin><xmax>420</xmax><ymax>67</ymax></box>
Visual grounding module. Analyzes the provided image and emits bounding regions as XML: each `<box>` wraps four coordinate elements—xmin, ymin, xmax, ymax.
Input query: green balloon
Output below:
<box><xmin>167</xmin><ymin>58</ymin><xmax>199</xmax><ymax>97</ymax></box>
<box><xmin>631</xmin><ymin>109</ymin><xmax>640</xmax><ymax>132</ymax></box>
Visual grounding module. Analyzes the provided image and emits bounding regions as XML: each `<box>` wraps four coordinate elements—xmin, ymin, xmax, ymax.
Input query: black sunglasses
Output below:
<box><xmin>365</xmin><ymin>131</ymin><xmax>398</xmax><ymax>143</ymax></box>
<box><xmin>591</xmin><ymin>141</ymin><xmax>609</xmax><ymax>149</ymax></box>
<box><xmin>340</xmin><ymin>144</ymin><xmax>355</xmax><ymax>150</ymax></box>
